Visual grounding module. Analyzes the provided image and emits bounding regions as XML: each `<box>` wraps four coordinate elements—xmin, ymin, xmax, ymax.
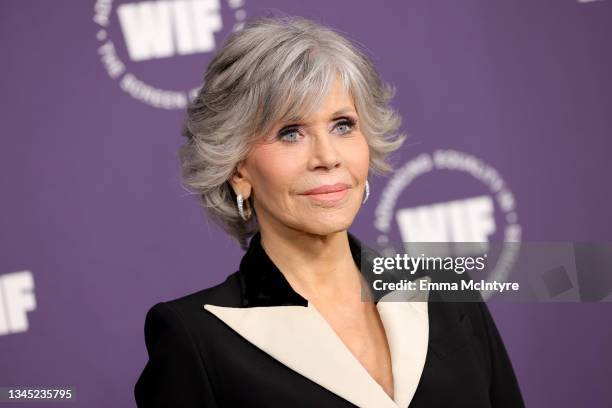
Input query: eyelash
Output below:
<box><xmin>277</xmin><ymin>117</ymin><xmax>357</xmax><ymax>144</ymax></box>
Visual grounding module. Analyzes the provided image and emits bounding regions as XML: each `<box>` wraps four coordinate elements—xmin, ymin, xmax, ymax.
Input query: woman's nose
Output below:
<box><xmin>308</xmin><ymin>131</ymin><xmax>341</xmax><ymax>170</ymax></box>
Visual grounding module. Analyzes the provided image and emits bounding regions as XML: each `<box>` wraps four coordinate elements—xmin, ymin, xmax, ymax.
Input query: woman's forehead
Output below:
<box><xmin>276</xmin><ymin>81</ymin><xmax>355</xmax><ymax>122</ymax></box>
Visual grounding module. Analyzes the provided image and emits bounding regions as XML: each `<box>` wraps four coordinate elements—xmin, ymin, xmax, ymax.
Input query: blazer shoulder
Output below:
<box><xmin>135</xmin><ymin>280</ymin><xmax>229</xmax><ymax>407</ymax></box>
<box><xmin>139</xmin><ymin>271</ymin><xmax>243</xmax><ymax>350</ymax></box>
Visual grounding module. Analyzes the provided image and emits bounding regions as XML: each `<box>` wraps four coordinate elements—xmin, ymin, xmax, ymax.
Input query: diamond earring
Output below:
<box><xmin>236</xmin><ymin>193</ymin><xmax>251</xmax><ymax>221</ymax></box>
<box><xmin>362</xmin><ymin>180</ymin><xmax>370</xmax><ymax>204</ymax></box>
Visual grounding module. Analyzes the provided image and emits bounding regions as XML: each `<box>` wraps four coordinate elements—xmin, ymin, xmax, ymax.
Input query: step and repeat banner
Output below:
<box><xmin>1</xmin><ymin>0</ymin><xmax>611</xmax><ymax>406</ymax></box>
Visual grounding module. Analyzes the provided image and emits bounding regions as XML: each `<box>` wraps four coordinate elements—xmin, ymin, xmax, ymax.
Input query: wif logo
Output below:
<box><xmin>117</xmin><ymin>0</ymin><xmax>222</xmax><ymax>61</ymax></box>
<box><xmin>0</xmin><ymin>271</ymin><xmax>36</xmax><ymax>336</ymax></box>
<box><xmin>374</xmin><ymin>150</ymin><xmax>522</xmax><ymax>298</ymax></box>
<box><xmin>93</xmin><ymin>0</ymin><xmax>247</xmax><ymax>109</ymax></box>
<box><xmin>397</xmin><ymin>196</ymin><xmax>495</xmax><ymax>248</ymax></box>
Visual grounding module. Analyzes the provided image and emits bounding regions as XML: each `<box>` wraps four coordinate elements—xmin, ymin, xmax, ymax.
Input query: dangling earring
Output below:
<box><xmin>362</xmin><ymin>180</ymin><xmax>370</xmax><ymax>204</ymax></box>
<box><xmin>236</xmin><ymin>193</ymin><xmax>251</xmax><ymax>221</ymax></box>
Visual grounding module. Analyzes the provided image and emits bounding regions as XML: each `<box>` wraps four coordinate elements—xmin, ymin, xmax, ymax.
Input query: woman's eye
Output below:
<box><xmin>335</xmin><ymin>119</ymin><xmax>356</xmax><ymax>135</ymax></box>
<box><xmin>278</xmin><ymin>128</ymin><xmax>301</xmax><ymax>143</ymax></box>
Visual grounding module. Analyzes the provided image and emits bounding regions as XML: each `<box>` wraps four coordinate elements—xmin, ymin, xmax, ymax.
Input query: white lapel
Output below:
<box><xmin>203</xmin><ymin>276</ymin><xmax>431</xmax><ymax>408</ymax></box>
<box><xmin>376</xmin><ymin>276</ymin><xmax>430</xmax><ymax>408</ymax></box>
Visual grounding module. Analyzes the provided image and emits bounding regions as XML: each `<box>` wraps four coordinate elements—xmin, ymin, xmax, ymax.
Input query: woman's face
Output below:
<box><xmin>233</xmin><ymin>76</ymin><xmax>370</xmax><ymax>236</ymax></box>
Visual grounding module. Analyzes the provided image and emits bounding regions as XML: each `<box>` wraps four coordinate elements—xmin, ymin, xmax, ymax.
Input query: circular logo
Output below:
<box><xmin>373</xmin><ymin>149</ymin><xmax>522</xmax><ymax>299</ymax></box>
<box><xmin>93</xmin><ymin>0</ymin><xmax>248</xmax><ymax>109</ymax></box>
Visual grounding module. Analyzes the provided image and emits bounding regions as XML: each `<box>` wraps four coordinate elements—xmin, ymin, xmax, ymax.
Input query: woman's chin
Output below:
<box><xmin>299</xmin><ymin>215</ymin><xmax>355</xmax><ymax>236</ymax></box>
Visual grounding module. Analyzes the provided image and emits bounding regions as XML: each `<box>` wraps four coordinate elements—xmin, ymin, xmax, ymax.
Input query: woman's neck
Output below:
<box><xmin>259</xmin><ymin>228</ymin><xmax>363</xmax><ymax>304</ymax></box>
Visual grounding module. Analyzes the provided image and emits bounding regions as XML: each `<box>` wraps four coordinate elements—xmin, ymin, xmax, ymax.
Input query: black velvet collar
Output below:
<box><xmin>237</xmin><ymin>230</ymin><xmax>392</xmax><ymax>307</ymax></box>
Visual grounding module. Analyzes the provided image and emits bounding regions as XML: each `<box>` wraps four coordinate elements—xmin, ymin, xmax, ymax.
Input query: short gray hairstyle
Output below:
<box><xmin>179</xmin><ymin>15</ymin><xmax>407</xmax><ymax>250</ymax></box>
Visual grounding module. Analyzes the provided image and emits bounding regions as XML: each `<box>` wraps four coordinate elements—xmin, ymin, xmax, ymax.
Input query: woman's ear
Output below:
<box><xmin>230</xmin><ymin>161</ymin><xmax>252</xmax><ymax>198</ymax></box>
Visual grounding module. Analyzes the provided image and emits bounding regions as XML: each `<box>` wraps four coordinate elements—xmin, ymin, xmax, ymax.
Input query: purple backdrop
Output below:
<box><xmin>1</xmin><ymin>0</ymin><xmax>611</xmax><ymax>406</ymax></box>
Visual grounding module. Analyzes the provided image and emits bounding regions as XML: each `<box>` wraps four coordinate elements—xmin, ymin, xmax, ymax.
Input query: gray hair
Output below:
<box><xmin>179</xmin><ymin>15</ymin><xmax>407</xmax><ymax>250</ymax></box>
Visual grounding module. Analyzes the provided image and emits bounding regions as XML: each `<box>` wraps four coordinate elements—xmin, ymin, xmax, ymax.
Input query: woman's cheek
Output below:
<box><xmin>255</xmin><ymin>150</ymin><xmax>303</xmax><ymax>192</ymax></box>
<box><xmin>346</xmin><ymin>135</ymin><xmax>370</xmax><ymax>174</ymax></box>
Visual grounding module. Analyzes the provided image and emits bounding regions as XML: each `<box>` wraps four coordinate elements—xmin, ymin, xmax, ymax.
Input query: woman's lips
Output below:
<box><xmin>300</xmin><ymin>185</ymin><xmax>350</xmax><ymax>204</ymax></box>
<box><xmin>301</xmin><ymin>183</ymin><xmax>350</xmax><ymax>195</ymax></box>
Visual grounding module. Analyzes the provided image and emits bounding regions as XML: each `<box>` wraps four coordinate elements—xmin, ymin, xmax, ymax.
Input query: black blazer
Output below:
<box><xmin>134</xmin><ymin>231</ymin><xmax>525</xmax><ymax>407</ymax></box>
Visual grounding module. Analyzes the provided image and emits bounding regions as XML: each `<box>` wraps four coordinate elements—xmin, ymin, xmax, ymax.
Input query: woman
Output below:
<box><xmin>134</xmin><ymin>16</ymin><xmax>524</xmax><ymax>407</ymax></box>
